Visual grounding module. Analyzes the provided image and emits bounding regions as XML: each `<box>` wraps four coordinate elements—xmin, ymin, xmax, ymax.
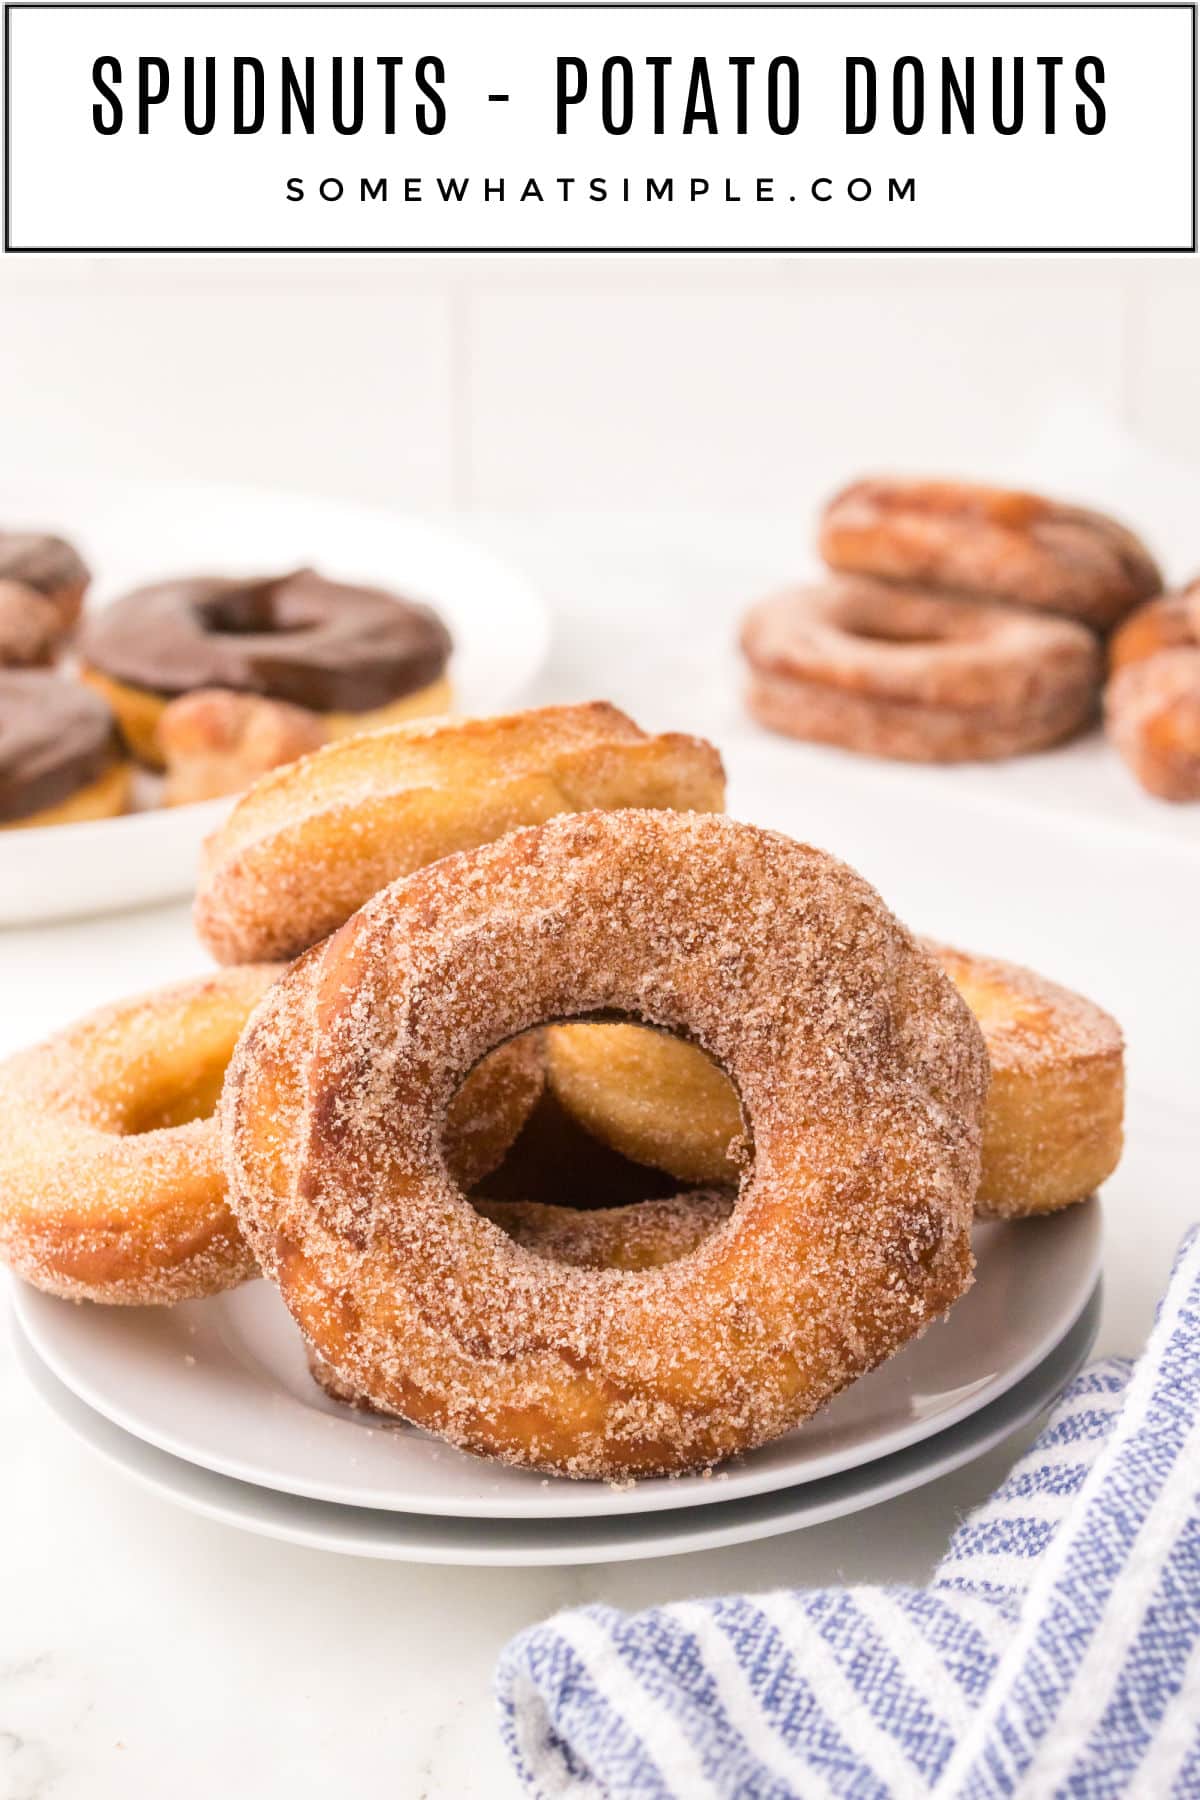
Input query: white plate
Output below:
<box><xmin>12</xmin><ymin>1200</ymin><xmax>1101</xmax><ymax>1520</ymax></box>
<box><xmin>13</xmin><ymin>1287</ymin><xmax>1100</xmax><ymax>1565</ymax></box>
<box><xmin>0</xmin><ymin>477</ymin><xmax>550</xmax><ymax>924</ymax></box>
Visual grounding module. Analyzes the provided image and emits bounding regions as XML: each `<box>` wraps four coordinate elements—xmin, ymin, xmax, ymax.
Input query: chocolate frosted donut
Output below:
<box><xmin>741</xmin><ymin>576</ymin><xmax>1101</xmax><ymax>762</ymax></box>
<box><xmin>820</xmin><ymin>478</ymin><xmax>1162</xmax><ymax>633</ymax></box>
<box><xmin>79</xmin><ymin>568</ymin><xmax>453</xmax><ymax>766</ymax></box>
<box><xmin>0</xmin><ymin>672</ymin><xmax>129</xmax><ymax>827</ymax></box>
<box><xmin>0</xmin><ymin>531</ymin><xmax>90</xmax><ymax>637</ymax></box>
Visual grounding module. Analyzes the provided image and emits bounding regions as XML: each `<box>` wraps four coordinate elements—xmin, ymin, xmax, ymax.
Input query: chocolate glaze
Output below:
<box><xmin>79</xmin><ymin>569</ymin><xmax>453</xmax><ymax>713</ymax></box>
<box><xmin>0</xmin><ymin>531</ymin><xmax>90</xmax><ymax>598</ymax></box>
<box><xmin>0</xmin><ymin>673</ymin><xmax>120</xmax><ymax>823</ymax></box>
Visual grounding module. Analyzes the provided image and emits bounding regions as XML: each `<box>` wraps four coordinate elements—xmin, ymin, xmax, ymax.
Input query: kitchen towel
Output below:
<box><xmin>497</xmin><ymin>1228</ymin><xmax>1200</xmax><ymax>1798</ymax></box>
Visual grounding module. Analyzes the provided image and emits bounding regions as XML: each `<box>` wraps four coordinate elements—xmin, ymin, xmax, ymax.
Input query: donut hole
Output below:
<box><xmin>471</xmin><ymin>1021</ymin><xmax>745</xmax><ymax>1211</ymax></box>
<box><xmin>194</xmin><ymin>577</ymin><xmax>310</xmax><ymax>639</ymax></box>
<box><xmin>118</xmin><ymin>1054</ymin><xmax>230</xmax><ymax>1134</ymax></box>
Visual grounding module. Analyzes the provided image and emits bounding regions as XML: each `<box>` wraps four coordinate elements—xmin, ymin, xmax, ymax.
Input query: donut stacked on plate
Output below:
<box><xmin>0</xmin><ymin>703</ymin><xmax>1126</xmax><ymax>1480</ymax></box>
<box><xmin>742</xmin><ymin>477</ymin><xmax>1164</xmax><ymax>768</ymax></box>
<box><xmin>0</xmin><ymin>526</ymin><xmax>453</xmax><ymax>827</ymax></box>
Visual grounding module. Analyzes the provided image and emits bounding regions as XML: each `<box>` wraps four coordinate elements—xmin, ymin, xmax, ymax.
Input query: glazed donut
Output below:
<box><xmin>1105</xmin><ymin>586</ymin><xmax>1200</xmax><ymax>801</ymax></box>
<box><xmin>157</xmin><ymin>689</ymin><xmax>328</xmax><ymax>806</ymax></box>
<box><xmin>78</xmin><ymin>568</ymin><xmax>452</xmax><ymax>767</ymax></box>
<box><xmin>223</xmin><ymin>809</ymin><xmax>987</xmax><ymax>1480</ymax></box>
<box><xmin>819</xmin><ymin>478</ymin><xmax>1161</xmax><ymax>632</ymax></box>
<box><xmin>0</xmin><ymin>582</ymin><xmax>63</xmax><ymax>668</ymax></box>
<box><xmin>0</xmin><ymin>530</ymin><xmax>90</xmax><ymax>637</ymax></box>
<box><xmin>196</xmin><ymin>702</ymin><xmax>726</xmax><ymax>966</ymax></box>
<box><xmin>545</xmin><ymin>941</ymin><xmax>1123</xmax><ymax>1219</ymax></box>
<box><xmin>0</xmin><ymin>672</ymin><xmax>132</xmax><ymax>830</ymax></box>
<box><xmin>741</xmin><ymin>577</ymin><xmax>1101</xmax><ymax>762</ymax></box>
<box><xmin>0</xmin><ymin>971</ymin><xmax>544</xmax><ymax>1305</ymax></box>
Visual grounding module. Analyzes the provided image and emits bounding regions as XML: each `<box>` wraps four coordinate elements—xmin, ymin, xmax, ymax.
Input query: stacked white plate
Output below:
<box><xmin>11</xmin><ymin>1201</ymin><xmax>1101</xmax><ymax>1565</ymax></box>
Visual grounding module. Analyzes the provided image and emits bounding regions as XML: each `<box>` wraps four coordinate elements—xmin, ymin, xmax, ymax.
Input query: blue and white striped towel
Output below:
<box><xmin>497</xmin><ymin>1228</ymin><xmax>1200</xmax><ymax>1798</ymax></box>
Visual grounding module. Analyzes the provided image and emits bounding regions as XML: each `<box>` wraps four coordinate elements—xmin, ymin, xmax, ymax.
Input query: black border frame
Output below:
<box><xmin>4</xmin><ymin>1</ymin><xmax>1197</xmax><ymax>253</ymax></box>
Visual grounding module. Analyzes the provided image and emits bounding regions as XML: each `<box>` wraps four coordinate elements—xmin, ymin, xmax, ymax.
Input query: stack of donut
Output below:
<box><xmin>0</xmin><ymin>528</ymin><xmax>454</xmax><ymax>826</ymax></box>
<box><xmin>0</xmin><ymin>702</ymin><xmax>1125</xmax><ymax>1480</ymax></box>
<box><xmin>742</xmin><ymin>476</ymin><xmax>1164</xmax><ymax>767</ymax></box>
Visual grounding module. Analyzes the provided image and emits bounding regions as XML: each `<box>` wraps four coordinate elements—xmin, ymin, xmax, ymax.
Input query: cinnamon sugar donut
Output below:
<box><xmin>1106</xmin><ymin>585</ymin><xmax>1200</xmax><ymax>801</ymax></box>
<box><xmin>545</xmin><ymin>942</ymin><xmax>1123</xmax><ymax>1219</ymax></box>
<box><xmin>307</xmin><ymin>1191</ymin><xmax>736</xmax><ymax>1410</ymax></box>
<box><xmin>0</xmin><ymin>971</ymin><xmax>543</xmax><ymax>1305</ymax></box>
<box><xmin>196</xmin><ymin>702</ymin><xmax>726</xmax><ymax>965</ymax></box>
<box><xmin>820</xmin><ymin>478</ymin><xmax>1161</xmax><ymax>632</ymax></box>
<box><xmin>223</xmin><ymin>809</ymin><xmax>987</xmax><ymax>1480</ymax></box>
<box><xmin>741</xmin><ymin>577</ymin><xmax>1100</xmax><ymax>762</ymax></box>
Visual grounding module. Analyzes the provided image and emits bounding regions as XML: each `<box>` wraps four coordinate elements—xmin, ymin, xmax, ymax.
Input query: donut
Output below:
<box><xmin>1108</xmin><ymin>589</ymin><xmax>1199</xmax><ymax>674</ymax></box>
<box><xmin>157</xmin><ymin>689</ymin><xmax>328</xmax><ymax>806</ymax></box>
<box><xmin>819</xmin><ymin>478</ymin><xmax>1161</xmax><ymax>632</ymax></box>
<box><xmin>195</xmin><ymin>702</ymin><xmax>726</xmax><ymax>966</ymax></box>
<box><xmin>741</xmin><ymin>577</ymin><xmax>1101</xmax><ymax>762</ymax></box>
<box><xmin>0</xmin><ymin>530</ymin><xmax>90</xmax><ymax>637</ymax></box>
<box><xmin>78</xmin><ymin>568</ymin><xmax>452</xmax><ymax>767</ymax></box>
<box><xmin>0</xmin><ymin>967</ymin><xmax>543</xmax><ymax>1306</ymax></box>
<box><xmin>306</xmin><ymin>1190</ymin><xmax>735</xmax><ymax>1410</ymax></box>
<box><xmin>0</xmin><ymin>672</ymin><xmax>132</xmax><ymax>830</ymax></box>
<box><xmin>545</xmin><ymin>941</ymin><xmax>1123</xmax><ymax>1218</ymax></box>
<box><xmin>0</xmin><ymin>966</ymin><xmax>281</xmax><ymax>1303</ymax></box>
<box><xmin>0</xmin><ymin>582</ymin><xmax>63</xmax><ymax>668</ymax></box>
<box><xmin>223</xmin><ymin>809</ymin><xmax>987</xmax><ymax>1479</ymax></box>
<box><xmin>1105</xmin><ymin>586</ymin><xmax>1200</xmax><ymax>801</ymax></box>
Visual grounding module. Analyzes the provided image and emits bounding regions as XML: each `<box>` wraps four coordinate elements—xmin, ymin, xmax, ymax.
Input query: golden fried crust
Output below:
<box><xmin>741</xmin><ymin>577</ymin><xmax>1101</xmax><ymax>764</ymax></box>
<box><xmin>0</xmin><ymin>966</ymin><xmax>282</xmax><ymax>1303</ymax></box>
<box><xmin>195</xmin><ymin>702</ymin><xmax>727</xmax><ymax>966</ymax></box>
<box><xmin>0</xmin><ymin>971</ymin><xmax>543</xmax><ymax>1305</ymax></box>
<box><xmin>223</xmin><ymin>809</ymin><xmax>986</xmax><ymax>1480</ymax></box>
<box><xmin>819</xmin><ymin>478</ymin><xmax>1162</xmax><ymax>633</ymax></box>
<box><xmin>545</xmin><ymin>942</ymin><xmax>1123</xmax><ymax>1218</ymax></box>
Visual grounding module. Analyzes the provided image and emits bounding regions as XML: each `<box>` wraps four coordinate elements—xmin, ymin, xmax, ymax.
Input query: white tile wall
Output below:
<box><xmin>0</xmin><ymin>256</ymin><xmax>1191</xmax><ymax>512</ymax></box>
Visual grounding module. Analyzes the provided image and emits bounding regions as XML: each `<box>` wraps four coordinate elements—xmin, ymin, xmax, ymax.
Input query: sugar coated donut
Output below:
<box><xmin>819</xmin><ymin>478</ymin><xmax>1161</xmax><ymax>632</ymax></box>
<box><xmin>0</xmin><ymin>672</ymin><xmax>131</xmax><ymax>830</ymax></box>
<box><xmin>306</xmin><ymin>1190</ymin><xmax>735</xmax><ymax>1410</ymax></box>
<box><xmin>0</xmin><ymin>967</ymin><xmax>281</xmax><ymax>1303</ymax></box>
<box><xmin>79</xmin><ymin>568</ymin><xmax>452</xmax><ymax>766</ymax></box>
<box><xmin>1106</xmin><ymin>585</ymin><xmax>1200</xmax><ymax>801</ymax></box>
<box><xmin>223</xmin><ymin>809</ymin><xmax>987</xmax><ymax>1479</ymax></box>
<box><xmin>741</xmin><ymin>577</ymin><xmax>1100</xmax><ymax>762</ymax></box>
<box><xmin>545</xmin><ymin>941</ymin><xmax>1122</xmax><ymax>1218</ymax></box>
<box><xmin>0</xmin><ymin>971</ymin><xmax>543</xmax><ymax>1305</ymax></box>
<box><xmin>196</xmin><ymin>702</ymin><xmax>726</xmax><ymax>966</ymax></box>
<box><xmin>0</xmin><ymin>530</ymin><xmax>90</xmax><ymax>636</ymax></box>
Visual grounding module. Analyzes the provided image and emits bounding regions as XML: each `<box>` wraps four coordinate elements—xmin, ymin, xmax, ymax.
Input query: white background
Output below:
<box><xmin>6</xmin><ymin>3</ymin><xmax>1195</xmax><ymax>249</ymax></box>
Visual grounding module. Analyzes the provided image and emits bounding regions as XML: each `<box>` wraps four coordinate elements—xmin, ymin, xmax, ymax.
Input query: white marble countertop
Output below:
<box><xmin>2</xmin><ymin>512</ymin><xmax>1197</xmax><ymax>1799</ymax></box>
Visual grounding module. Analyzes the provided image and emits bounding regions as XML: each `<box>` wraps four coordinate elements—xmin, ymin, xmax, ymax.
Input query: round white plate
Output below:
<box><xmin>0</xmin><ymin>477</ymin><xmax>550</xmax><ymax>924</ymax></box>
<box><xmin>13</xmin><ymin>1287</ymin><xmax>1101</xmax><ymax>1565</ymax></box>
<box><xmin>13</xmin><ymin>1200</ymin><xmax>1101</xmax><ymax>1520</ymax></box>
